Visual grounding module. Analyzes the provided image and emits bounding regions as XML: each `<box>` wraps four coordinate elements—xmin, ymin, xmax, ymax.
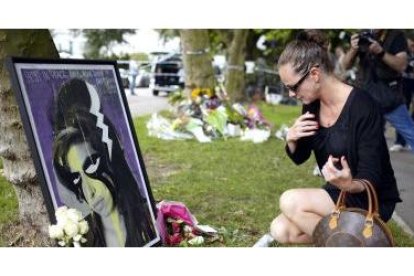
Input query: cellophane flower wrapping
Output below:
<box><xmin>156</xmin><ymin>201</ymin><xmax>217</xmax><ymax>246</ymax></box>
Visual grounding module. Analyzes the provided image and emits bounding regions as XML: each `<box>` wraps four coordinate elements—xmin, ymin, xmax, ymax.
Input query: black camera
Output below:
<box><xmin>358</xmin><ymin>31</ymin><xmax>375</xmax><ymax>52</ymax></box>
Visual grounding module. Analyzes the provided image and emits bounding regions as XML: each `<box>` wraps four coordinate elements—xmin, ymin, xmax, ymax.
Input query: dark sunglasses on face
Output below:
<box><xmin>285</xmin><ymin>64</ymin><xmax>319</xmax><ymax>93</ymax></box>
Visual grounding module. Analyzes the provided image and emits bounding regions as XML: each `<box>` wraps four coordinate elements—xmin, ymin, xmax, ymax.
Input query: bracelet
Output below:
<box><xmin>377</xmin><ymin>50</ymin><xmax>386</xmax><ymax>59</ymax></box>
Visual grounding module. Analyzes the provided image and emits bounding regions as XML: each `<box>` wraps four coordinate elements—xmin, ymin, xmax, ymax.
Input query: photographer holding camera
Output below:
<box><xmin>342</xmin><ymin>29</ymin><xmax>414</xmax><ymax>153</ymax></box>
<box><xmin>390</xmin><ymin>34</ymin><xmax>414</xmax><ymax>151</ymax></box>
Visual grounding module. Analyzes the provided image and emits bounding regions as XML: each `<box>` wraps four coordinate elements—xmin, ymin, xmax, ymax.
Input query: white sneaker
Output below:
<box><xmin>253</xmin><ymin>234</ymin><xmax>274</xmax><ymax>247</ymax></box>
<box><xmin>389</xmin><ymin>144</ymin><xmax>404</xmax><ymax>152</ymax></box>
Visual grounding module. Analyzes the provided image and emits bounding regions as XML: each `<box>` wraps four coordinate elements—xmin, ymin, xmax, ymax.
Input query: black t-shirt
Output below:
<box><xmin>286</xmin><ymin>88</ymin><xmax>401</xmax><ymax>204</ymax></box>
<box><xmin>312</xmin><ymin>90</ymin><xmax>354</xmax><ymax>169</ymax></box>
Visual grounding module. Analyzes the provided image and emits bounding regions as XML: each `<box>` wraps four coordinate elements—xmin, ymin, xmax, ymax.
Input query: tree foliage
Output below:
<box><xmin>82</xmin><ymin>29</ymin><xmax>136</xmax><ymax>59</ymax></box>
<box><xmin>156</xmin><ymin>29</ymin><xmax>180</xmax><ymax>43</ymax></box>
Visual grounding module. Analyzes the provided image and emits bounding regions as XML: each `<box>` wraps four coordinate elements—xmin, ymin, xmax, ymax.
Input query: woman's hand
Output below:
<box><xmin>321</xmin><ymin>155</ymin><xmax>353</xmax><ymax>191</ymax></box>
<box><xmin>286</xmin><ymin>112</ymin><xmax>319</xmax><ymax>143</ymax></box>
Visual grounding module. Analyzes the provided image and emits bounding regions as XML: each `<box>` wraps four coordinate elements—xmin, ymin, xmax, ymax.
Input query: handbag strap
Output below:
<box><xmin>354</xmin><ymin>179</ymin><xmax>382</xmax><ymax>239</ymax></box>
<box><xmin>359</xmin><ymin>179</ymin><xmax>380</xmax><ymax>216</ymax></box>
<box><xmin>336</xmin><ymin>179</ymin><xmax>374</xmax><ymax>216</ymax></box>
<box><xmin>328</xmin><ymin>179</ymin><xmax>391</xmax><ymax>241</ymax></box>
<box><xmin>329</xmin><ymin>179</ymin><xmax>376</xmax><ymax>233</ymax></box>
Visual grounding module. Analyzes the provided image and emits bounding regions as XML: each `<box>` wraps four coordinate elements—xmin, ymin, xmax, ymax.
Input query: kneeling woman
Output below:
<box><xmin>270</xmin><ymin>31</ymin><xmax>401</xmax><ymax>244</ymax></box>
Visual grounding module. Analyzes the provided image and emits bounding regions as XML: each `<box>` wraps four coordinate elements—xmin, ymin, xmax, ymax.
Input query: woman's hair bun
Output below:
<box><xmin>296</xmin><ymin>29</ymin><xmax>329</xmax><ymax>50</ymax></box>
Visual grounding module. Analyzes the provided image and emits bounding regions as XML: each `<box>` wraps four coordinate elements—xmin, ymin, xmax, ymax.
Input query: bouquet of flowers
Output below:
<box><xmin>156</xmin><ymin>201</ymin><xmax>218</xmax><ymax>247</ymax></box>
<box><xmin>48</xmin><ymin>206</ymin><xmax>89</xmax><ymax>247</ymax></box>
<box><xmin>166</xmin><ymin>217</ymin><xmax>205</xmax><ymax>246</ymax></box>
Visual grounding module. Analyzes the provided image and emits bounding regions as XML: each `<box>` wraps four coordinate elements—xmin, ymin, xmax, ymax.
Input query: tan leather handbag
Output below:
<box><xmin>313</xmin><ymin>179</ymin><xmax>394</xmax><ymax>247</ymax></box>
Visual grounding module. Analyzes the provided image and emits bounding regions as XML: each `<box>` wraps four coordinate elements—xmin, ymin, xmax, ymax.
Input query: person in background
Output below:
<box><xmin>129</xmin><ymin>60</ymin><xmax>139</xmax><ymax>95</ymax></box>
<box><xmin>389</xmin><ymin>34</ymin><xmax>414</xmax><ymax>152</ymax></box>
<box><xmin>341</xmin><ymin>29</ymin><xmax>414</xmax><ymax>153</ymax></box>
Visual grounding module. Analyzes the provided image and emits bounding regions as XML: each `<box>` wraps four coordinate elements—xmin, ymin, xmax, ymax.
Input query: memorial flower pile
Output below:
<box><xmin>147</xmin><ymin>87</ymin><xmax>271</xmax><ymax>143</ymax></box>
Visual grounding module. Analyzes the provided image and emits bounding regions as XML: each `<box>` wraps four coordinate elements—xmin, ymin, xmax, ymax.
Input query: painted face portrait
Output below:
<box><xmin>51</xmin><ymin>78</ymin><xmax>159</xmax><ymax>247</ymax></box>
<box><xmin>66</xmin><ymin>142</ymin><xmax>115</xmax><ymax>217</ymax></box>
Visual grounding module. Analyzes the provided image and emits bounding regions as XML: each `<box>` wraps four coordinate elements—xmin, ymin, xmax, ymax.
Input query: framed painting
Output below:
<box><xmin>6</xmin><ymin>57</ymin><xmax>160</xmax><ymax>247</ymax></box>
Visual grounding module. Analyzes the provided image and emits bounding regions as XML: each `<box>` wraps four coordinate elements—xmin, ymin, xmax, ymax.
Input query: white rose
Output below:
<box><xmin>56</xmin><ymin>213</ymin><xmax>69</xmax><ymax>227</ymax></box>
<box><xmin>73</xmin><ymin>234</ymin><xmax>82</xmax><ymax>242</ymax></box>
<box><xmin>63</xmin><ymin>221</ymin><xmax>79</xmax><ymax>238</ymax></box>
<box><xmin>78</xmin><ymin>221</ymin><xmax>89</xmax><ymax>235</ymax></box>
<box><xmin>55</xmin><ymin>206</ymin><xmax>68</xmax><ymax>218</ymax></box>
<box><xmin>67</xmin><ymin>208</ymin><xmax>83</xmax><ymax>222</ymax></box>
<box><xmin>58</xmin><ymin>240</ymin><xmax>66</xmax><ymax>247</ymax></box>
<box><xmin>48</xmin><ymin>225</ymin><xmax>64</xmax><ymax>240</ymax></box>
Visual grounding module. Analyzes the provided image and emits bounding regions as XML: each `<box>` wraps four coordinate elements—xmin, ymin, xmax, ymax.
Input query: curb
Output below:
<box><xmin>392</xmin><ymin>211</ymin><xmax>414</xmax><ymax>238</ymax></box>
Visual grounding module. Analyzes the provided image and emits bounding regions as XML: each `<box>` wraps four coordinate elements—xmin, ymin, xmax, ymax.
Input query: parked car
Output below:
<box><xmin>149</xmin><ymin>53</ymin><xmax>183</xmax><ymax>96</ymax></box>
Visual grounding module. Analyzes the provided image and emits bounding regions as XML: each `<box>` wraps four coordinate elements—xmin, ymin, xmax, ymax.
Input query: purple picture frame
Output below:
<box><xmin>7</xmin><ymin>57</ymin><xmax>160</xmax><ymax>247</ymax></box>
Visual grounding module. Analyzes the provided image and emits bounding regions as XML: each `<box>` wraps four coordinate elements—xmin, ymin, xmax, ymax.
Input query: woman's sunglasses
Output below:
<box><xmin>285</xmin><ymin>64</ymin><xmax>319</xmax><ymax>92</ymax></box>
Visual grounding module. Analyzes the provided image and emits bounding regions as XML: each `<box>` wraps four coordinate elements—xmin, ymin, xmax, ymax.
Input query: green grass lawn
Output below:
<box><xmin>134</xmin><ymin>103</ymin><xmax>414</xmax><ymax>247</ymax></box>
<box><xmin>0</xmin><ymin>159</ymin><xmax>19</xmax><ymax>246</ymax></box>
<box><xmin>1</xmin><ymin>104</ymin><xmax>414</xmax><ymax>246</ymax></box>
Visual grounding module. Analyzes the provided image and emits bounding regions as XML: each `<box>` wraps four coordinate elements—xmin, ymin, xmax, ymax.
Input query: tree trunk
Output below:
<box><xmin>225</xmin><ymin>30</ymin><xmax>249</xmax><ymax>102</ymax></box>
<box><xmin>179</xmin><ymin>30</ymin><xmax>215</xmax><ymax>98</ymax></box>
<box><xmin>0</xmin><ymin>30</ymin><xmax>59</xmax><ymax>245</ymax></box>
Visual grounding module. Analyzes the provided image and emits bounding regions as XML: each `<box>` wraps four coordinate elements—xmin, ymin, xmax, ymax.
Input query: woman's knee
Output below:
<box><xmin>279</xmin><ymin>189</ymin><xmax>303</xmax><ymax>217</ymax></box>
<box><xmin>270</xmin><ymin>215</ymin><xmax>290</xmax><ymax>244</ymax></box>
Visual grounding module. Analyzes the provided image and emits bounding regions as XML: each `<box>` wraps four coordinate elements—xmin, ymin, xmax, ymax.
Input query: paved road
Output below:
<box><xmin>385</xmin><ymin>127</ymin><xmax>414</xmax><ymax>236</ymax></box>
<box><xmin>125</xmin><ymin>87</ymin><xmax>171</xmax><ymax>117</ymax></box>
<box><xmin>391</xmin><ymin>151</ymin><xmax>414</xmax><ymax>236</ymax></box>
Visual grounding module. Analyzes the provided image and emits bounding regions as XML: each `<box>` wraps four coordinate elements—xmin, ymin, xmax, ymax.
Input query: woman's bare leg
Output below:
<box><xmin>270</xmin><ymin>188</ymin><xmax>335</xmax><ymax>244</ymax></box>
<box><xmin>270</xmin><ymin>213</ymin><xmax>312</xmax><ymax>244</ymax></box>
